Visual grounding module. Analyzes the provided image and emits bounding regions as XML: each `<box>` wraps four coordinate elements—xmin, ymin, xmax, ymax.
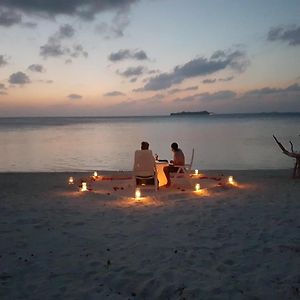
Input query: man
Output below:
<box><xmin>133</xmin><ymin>141</ymin><xmax>157</xmax><ymax>186</ymax></box>
<box><xmin>163</xmin><ymin>142</ymin><xmax>185</xmax><ymax>187</ymax></box>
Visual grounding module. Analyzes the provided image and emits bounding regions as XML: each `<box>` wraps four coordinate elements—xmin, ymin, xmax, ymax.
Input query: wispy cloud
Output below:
<box><xmin>40</xmin><ymin>24</ymin><xmax>88</xmax><ymax>60</ymax></box>
<box><xmin>173</xmin><ymin>90</ymin><xmax>237</xmax><ymax>103</ymax></box>
<box><xmin>103</xmin><ymin>91</ymin><xmax>125</xmax><ymax>97</ymax></box>
<box><xmin>0</xmin><ymin>55</ymin><xmax>9</xmax><ymax>67</ymax></box>
<box><xmin>142</xmin><ymin>49</ymin><xmax>248</xmax><ymax>91</ymax></box>
<box><xmin>202</xmin><ymin>78</ymin><xmax>216</xmax><ymax>84</ymax></box>
<box><xmin>172</xmin><ymin>83</ymin><xmax>300</xmax><ymax>105</ymax></box>
<box><xmin>108</xmin><ymin>49</ymin><xmax>148</xmax><ymax>62</ymax></box>
<box><xmin>244</xmin><ymin>83</ymin><xmax>300</xmax><ymax>97</ymax></box>
<box><xmin>28</xmin><ymin>64</ymin><xmax>45</xmax><ymax>73</ymax></box>
<box><xmin>267</xmin><ymin>25</ymin><xmax>300</xmax><ymax>46</ymax></box>
<box><xmin>95</xmin><ymin>9</ymin><xmax>131</xmax><ymax>39</ymax></box>
<box><xmin>219</xmin><ymin>76</ymin><xmax>234</xmax><ymax>82</ymax></box>
<box><xmin>9</xmin><ymin>72</ymin><xmax>31</xmax><ymax>85</ymax></box>
<box><xmin>117</xmin><ymin>66</ymin><xmax>145</xmax><ymax>77</ymax></box>
<box><xmin>0</xmin><ymin>83</ymin><xmax>7</xmax><ymax>95</ymax></box>
<box><xmin>67</xmin><ymin>94</ymin><xmax>82</xmax><ymax>100</ymax></box>
<box><xmin>168</xmin><ymin>86</ymin><xmax>198</xmax><ymax>95</ymax></box>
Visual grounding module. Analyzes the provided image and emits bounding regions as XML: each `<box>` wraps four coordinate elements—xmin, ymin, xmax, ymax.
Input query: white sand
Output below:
<box><xmin>0</xmin><ymin>170</ymin><xmax>299</xmax><ymax>300</ymax></box>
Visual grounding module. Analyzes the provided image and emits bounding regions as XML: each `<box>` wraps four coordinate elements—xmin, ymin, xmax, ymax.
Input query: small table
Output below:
<box><xmin>156</xmin><ymin>161</ymin><xmax>168</xmax><ymax>187</ymax></box>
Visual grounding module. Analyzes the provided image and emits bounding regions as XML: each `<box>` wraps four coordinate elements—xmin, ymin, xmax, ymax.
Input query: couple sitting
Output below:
<box><xmin>133</xmin><ymin>141</ymin><xmax>185</xmax><ymax>188</ymax></box>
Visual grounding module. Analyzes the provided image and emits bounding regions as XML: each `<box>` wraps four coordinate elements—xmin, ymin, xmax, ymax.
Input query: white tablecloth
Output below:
<box><xmin>156</xmin><ymin>162</ymin><xmax>168</xmax><ymax>187</ymax></box>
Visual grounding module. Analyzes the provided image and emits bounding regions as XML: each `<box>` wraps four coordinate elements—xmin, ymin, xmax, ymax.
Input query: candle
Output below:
<box><xmin>135</xmin><ymin>188</ymin><xmax>141</xmax><ymax>199</ymax></box>
<box><xmin>68</xmin><ymin>177</ymin><xmax>74</xmax><ymax>184</ymax></box>
<box><xmin>228</xmin><ymin>176</ymin><xmax>234</xmax><ymax>184</ymax></box>
<box><xmin>195</xmin><ymin>169</ymin><xmax>199</xmax><ymax>175</ymax></box>
<box><xmin>195</xmin><ymin>183</ymin><xmax>201</xmax><ymax>191</ymax></box>
<box><xmin>81</xmin><ymin>182</ymin><xmax>88</xmax><ymax>192</ymax></box>
<box><xmin>93</xmin><ymin>171</ymin><xmax>98</xmax><ymax>177</ymax></box>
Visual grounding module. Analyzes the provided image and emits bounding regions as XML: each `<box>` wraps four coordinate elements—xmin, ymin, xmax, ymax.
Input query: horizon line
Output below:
<box><xmin>1</xmin><ymin>111</ymin><xmax>300</xmax><ymax>118</ymax></box>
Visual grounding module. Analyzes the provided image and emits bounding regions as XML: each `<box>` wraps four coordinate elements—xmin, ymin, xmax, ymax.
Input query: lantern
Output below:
<box><xmin>81</xmin><ymin>182</ymin><xmax>88</xmax><ymax>192</ymax></box>
<box><xmin>228</xmin><ymin>176</ymin><xmax>234</xmax><ymax>185</ymax></box>
<box><xmin>135</xmin><ymin>188</ymin><xmax>141</xmax><ymax>199</ymax></box>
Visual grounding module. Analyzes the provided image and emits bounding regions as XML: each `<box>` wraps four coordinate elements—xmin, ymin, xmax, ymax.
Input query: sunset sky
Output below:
<box><xmin>0</xmin><ymin>0</ymin><xmax>300</xmax><ymax>116</ymax></box>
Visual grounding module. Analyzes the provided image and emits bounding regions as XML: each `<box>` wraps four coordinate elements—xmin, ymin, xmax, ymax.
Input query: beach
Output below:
<box><xmin>0</xmin><ymin>170</ymin><xmax>299</xmax><ymax>299</ymax></box>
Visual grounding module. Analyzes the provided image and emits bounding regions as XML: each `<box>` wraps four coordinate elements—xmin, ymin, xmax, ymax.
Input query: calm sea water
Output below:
<box><xmin>0</xmin><ymin>114</ymin><xmax>299</xmax><ymax>172</ymax></box>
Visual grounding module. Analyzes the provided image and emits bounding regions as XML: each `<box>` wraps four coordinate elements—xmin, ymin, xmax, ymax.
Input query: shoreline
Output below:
<box><xmin>1</xmin><ymin>169</ymin><xmax>299</xmax><ymax>299</ymax></box>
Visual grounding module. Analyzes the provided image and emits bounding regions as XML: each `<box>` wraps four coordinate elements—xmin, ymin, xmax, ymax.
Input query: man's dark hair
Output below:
<box><xmin>171</xmin><ymin>142</ymin><xmax>179</xmax><ymax>151</ymax></box>
<box><xmin>141</xmin><ymin>141</ymin><xmax>149</xmax><ymax>150</ymax></box>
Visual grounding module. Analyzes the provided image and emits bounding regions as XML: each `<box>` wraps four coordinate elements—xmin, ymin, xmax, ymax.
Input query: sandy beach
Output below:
<box><xmin>0</xmin><ymin>170</ymin><xmax>299</xmax><ymax>300</ymax></box>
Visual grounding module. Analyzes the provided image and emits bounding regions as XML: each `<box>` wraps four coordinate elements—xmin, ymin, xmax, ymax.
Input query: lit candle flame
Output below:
<box><xmin>68</xmin><ymin>177</ymin><xmax>74</xmax><ymax>184</ymax></box>
<box><xmin>195</xmin><ymin>183</ymin><xmax>201</xmax><ymax>191</ymax></box>
<box><xmin>93</xmin><ymin>171</ymin><xmax>98</xmax><ymax>177</ymax></box>
<box><xmin>228</xmin><ymin>176</ymin><xmax>234</xmax><ymax>184</ymax></box>
<box><xmin>81</xmin><ymin>182</ymin><xmax>88</xmax><ymax>192</ymax></box>
<box><xmin>195</xmin><ymin>169</ymin><xmax>199</xmax><ymax>175</ymax></box>
<box><xmin>135</xmin><ymin>188</ymin><xmax>141</xmax><ymax>199</ymax></box>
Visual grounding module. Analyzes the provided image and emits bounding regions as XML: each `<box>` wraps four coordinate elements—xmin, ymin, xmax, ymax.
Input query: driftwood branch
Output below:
<box><xmin>273</xmin><ymin>135</ymin><xmax>300</xmax><ymax>178</ymax></box>
<box><xmin>273</xmin><ymin>135</ymin><xmax>299</xmax><ymax>158</ymax></box>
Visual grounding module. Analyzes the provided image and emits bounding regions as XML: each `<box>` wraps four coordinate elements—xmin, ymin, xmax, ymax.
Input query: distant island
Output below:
<box><xmin>170</xmin><ymin>110</ymin><xmax>211</xmax><ymax>116</ymax></box>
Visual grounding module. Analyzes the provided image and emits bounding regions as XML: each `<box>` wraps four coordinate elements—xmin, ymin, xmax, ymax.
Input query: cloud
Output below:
<box><xmin>103</xmin><ymin>91</ymin><xmax>125</xmax><ymax>96</ymax></box>
<box><xmin>117</xmin><ymin>66</ymin><xmax>145</xmax><ymax>77</ymax></box>
<box><xmin>0</xmin><ymin>0</ymin><xmax>139</xmax><ymax>20</ymax></box>
<box><xmin>142</xmin><ymin>49</ymin><xmax>248</xmax><ymax>91</ymax></box>
<box><xmin>267</xmin><ymin>25</ymin><xmax>300</xmax><ymax>46</ymax></box>
<box><xmin>22</xmin><ymin>21</ymin><xmax>37</xmax><ymax>28</ymax></box>
<box><xmin>95</xmin><ymin>9</ymin><xmax>130</xmax><ymax>39</ymax></box>
<box><xmin>0</xmin><ymin>55</ymin><xmax>8</xmax><ymax>67</ymax></box>
<box><xmin>58</xmin><ymin>24</ymin><xmax>75</xmax><ymax>39</ymax></box>
<box><xmin>38</xmin><ymin>79</ymin><xmax>53</xmax><ymax>84</ymax></box>
<box><xmin>0</xmin><ymin>83</ymin><xmax>7</xmax><ymax>95</ymax></box>
<box><xmin>171</xmin><ymin>84</ymin><xmax>300</xmax><ymax>112</ymax></box>
<box><xmin>200</xmin><ymin>90</ymin><xmax>237</xmax><ymax>101</ymax></box>
<box><xmin>219</xmin><ymin>76</ymin><xmax>234</xmax><ymax>82</ymax></box>
<box><xmin>0</xmin><ymin>8</ymin><xmax>37</xmax><ymax>27</ymax></box>
<box><xmin>173</xmin><ymin>90</ymin><xmax>237</xmax><ymax>103</ymax></box>
<box><xmin>40</xmin><ymin>24</ymin><xmax>88</xmax><ymax>59</ymax></box>
<box><xmin>67</xmin><ymin>93</ymin><xmax>82</xmax><ymax>100</ymax></box>
<box><xmin>40</xmin><ymin>43</ymin><xmax>65</xmax><ymax>58</ymax></box>
<box><xmin>0</xmin><ymin>8</ymin><xmax>22</xmax><ymax>26</ymax></box>
<box><xmin>9</xmin><ymin>72</ymin><xmax>30</xmax><ymax>85</ymax></box>
<box><xmin>244</xmin><ymin>83</ymin><xmax>300</xmax><ymax>97</ymax></box>
<box><xmin>202</xmin><ymin>78</ymin><xmax>216</xmax><ymax>84</ymax></box>
<box><xmin>108</xmin><ymin>49</ymin><xmax>148</xmax><ymax>62</ymax></box>
<box><xmin>168</xmin><ymin>86</ymin><xmax>198</xmax><ymax>95</ymax></box>
<box><xmin>0</xmin><ymin>82</ymin><xmax>8</xmax><ymax>95</ymax></box>
<box><xmin>130</xmin><ymin>77</ymin><xmax>137</xmax><ymax>83</ymax></box>
<box><xmin>28</xmin><ymin>64</ymin><xmax>45</xmax><ymax>72</ymax></box>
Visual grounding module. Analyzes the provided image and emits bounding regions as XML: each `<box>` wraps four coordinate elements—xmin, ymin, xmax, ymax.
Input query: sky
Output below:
<box><xmin>0</xmin><ymin>0</ymin><xmax>300</xmax><ymax>116</ymax></box>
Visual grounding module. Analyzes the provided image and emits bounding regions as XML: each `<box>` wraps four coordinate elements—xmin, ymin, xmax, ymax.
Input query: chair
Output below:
<box><xmin>172</xmin><ymin>148</ymin><xmax>194</xmax><ymax>186</ymax></box>
<box><xmin>133</xmin><ymin>149</ymin><xmax>158</xmax><ymax>191</ymax></box>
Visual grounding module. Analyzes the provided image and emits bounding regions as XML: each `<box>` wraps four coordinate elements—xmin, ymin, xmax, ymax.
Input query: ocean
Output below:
<box><xmin>0</xmin><ymin>114</ymin><xmax>299</xmax><ymax>172</ymax></box>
